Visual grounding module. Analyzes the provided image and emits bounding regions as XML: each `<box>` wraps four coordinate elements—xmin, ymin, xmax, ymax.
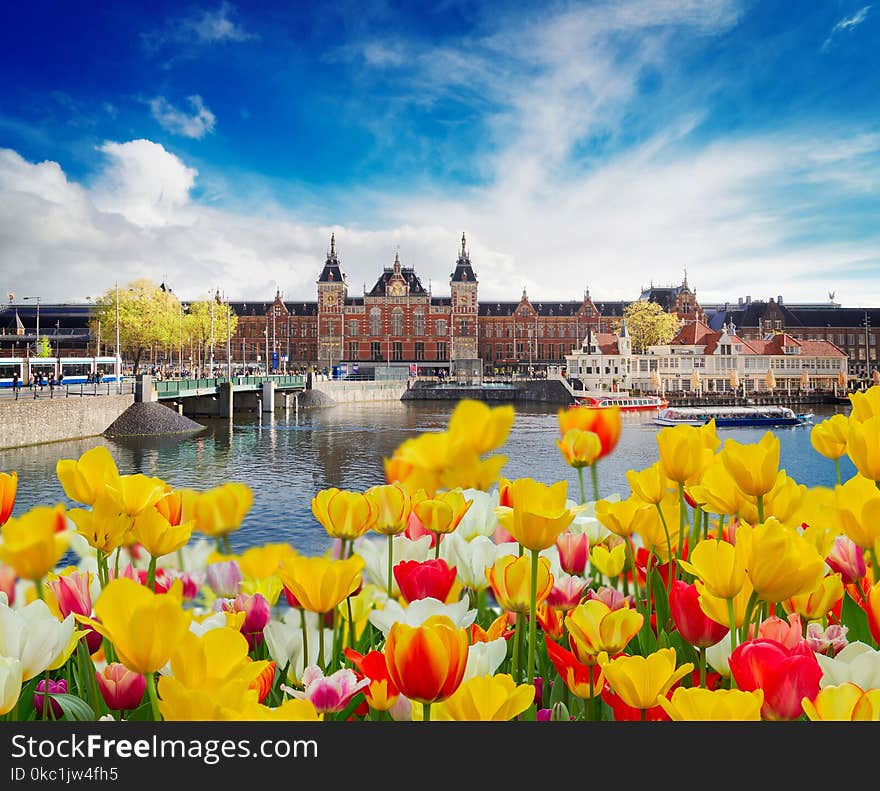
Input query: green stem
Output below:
<box><xmin>591</xmin><ymin>463</ymin><xmax>600</xmax><ymax>503</ymax></box>
<box><xmin>35</xmin><ymin>577</ymin><xmax>45</xmax><ymax>600</ymax></box>
<box><xmin>300</xmin><ymin>609</ymin><xmax>309</xmax><ymax>678</ymax></box>
<box><xmin>717</xmin><ymin>514</ymin><xmax>725</xmax><ymax>543</ymax></box>
<box><xmin>513</xmin><ymin>612</ymin><xmax>524</xmax><ymax>683</ymax></box>
<box><xmin>41</xmin><ymin>669</ymin><xmax>50</xmax><ymax>719</ymax></box>
<box><xmin>146</xmin><ymin>556</ymin><xmax>157</xmax><ymax>592</ymax></box>
<box><xmin>176</xmin><ymin>548</ymin><xmax>185</xmax><ymax>572</ymax></box>
<box><xmin>346</xmin><ymin>595</ymin><xmax>356</xmax><ymax>651</ymax></box>
<box><xmin>527</xmin><ymin>549</ymin><xmax>539</xmax><ymax>684</ymax></box>
<box><xmin>319</xmin><ymin>618</ymin><xmax>326</xmax><ymax>670</ymax></box>
<box><xmin>834</xmin><ymin>458</ymin><xmax>841</xmax><ymax>486</ymax></box>
<box><xmin>587</xmin><ymin>670</ymin><xmax>595</xmax><ymax>721</ymax></box>
<box><xmin>624</xmin><ymin>538</ymin><xmax>638</xmax><ymax>605</ymax></box>
<box><xmin>433</xmin><ymin>533</ymin><xmax>441</xmax><ymax>559</ymax></box>
<box><xmin>387</xmin><ymin>536</ymin><xmax>395</xmax><ymax>599</ymax></box>
<box><xmin>146</xmin><ymin>672</ymin><xmax>161</xmax><ymax>721</ymax></box>
<box><xmin>677</xmin><ymin>483</ymin><xmax>688</xmax><ymax>580</ymax></box>
<box><xmin>654</xmin><ymin>503</ymin><xmax>674</xmax><ymax>593</ymax></box>
<box><xmin>727</xmin><ymin>597</ymin><xmax>738</xmax><ymax>689</ymax></box>
<box><xmin>741</xmin><ymin>591</ymin><xmax>759</xmax><ymax>644</ymax></box>
<box><xmin>114</xmin><ymin>546</ymin><xmax>122</xmax><ymax>579</ymax></box>
<box><xmin>423</xmin><ymin>702</ymin><xmax>431</xmax><ymax>722</ymax></box>
<box><xmin>577</xmin><ymin>467</ymin><xmax>586</xmax><ymax>506</ymax></box>
<box><xmin>699</xmin><ymin>647</ymin><xmax>707</xmax><ymax>689</ymax></box>
<box><xmin>757</xmin><ymin>494</ymin><xmax>765</xmax><ymax>524</ymax></box>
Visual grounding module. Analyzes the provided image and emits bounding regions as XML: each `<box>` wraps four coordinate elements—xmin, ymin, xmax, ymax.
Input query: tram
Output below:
<box><xmin>0</xmin><ymin>356</ymin><xmax>123</xmax><ymax>387</ymax></box>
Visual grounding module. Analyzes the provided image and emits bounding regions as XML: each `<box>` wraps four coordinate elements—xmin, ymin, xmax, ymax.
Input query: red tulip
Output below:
<box><xmin>866</xmin><ymin>580</ymin><xmax>880</xmax><ymax>645</ymax></box>
<box><xmin>545</xmin><ymin>638</ymin><xmax>604</xmax><ymax>700</ymax></box>
<box><xmin>393</xmin><ymin>559</ymin><xmax>457</xmax><ymax>604</ymax></box>
<box><xmin>669</xmin><ymin>580</ymin><xmax>728</xmax><ymax>648</ymax></box>
<box><xmin>220</xmin><ymin>593</ymin><xmax>272</xmax><ymax>651</ymax></box>
<box><xmin>728</xmin><ymin>638</ymin><xmax>822</xmax><ymax>721</ymax></box>
<box><xmin>96</xmin><ymin>663</ymin><xmax>147</xmax><ymax>711</ymax></box>
<box><xmin>344</xmin><ymin>648</ymin><xmax>400</xmax><ymax>712</ymax></box>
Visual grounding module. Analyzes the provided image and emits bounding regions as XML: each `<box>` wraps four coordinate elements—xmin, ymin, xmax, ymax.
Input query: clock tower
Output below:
<box><xmin>317</xmin><ymin>233</ymin><xmax>347</xmax><ymax>371</ymax></box>
<box><xmin>450</xmin><ymin>232</ymin><xmax>479</xmax><ymax>366</ymax></box>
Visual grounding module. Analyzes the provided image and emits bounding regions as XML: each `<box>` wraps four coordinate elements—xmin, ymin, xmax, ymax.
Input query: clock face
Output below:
<box><xmin>325</xmin><ymin>293</ymin><xmax>336</xmax><ymax>306</ymax></box>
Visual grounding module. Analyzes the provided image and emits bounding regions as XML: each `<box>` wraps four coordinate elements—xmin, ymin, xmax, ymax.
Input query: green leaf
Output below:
<box><xmin>840</xmin><ymin>592</ymin><xmax>876</xmax><ymax>647</ymax></box>
<box><xmin>52</xmin><ymin>693</ymin><xmax>96</xmax><ymax>722</ymax></box>
<box><xmin>650</xmin><ymin>572</ymin><xmax>671</xmax><ymax>634</ymax></box>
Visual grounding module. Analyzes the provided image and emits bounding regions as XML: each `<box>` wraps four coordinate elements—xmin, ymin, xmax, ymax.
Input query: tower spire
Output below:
<box><xmin>330</xmin><ymin>232</ymin><xmax>336</xmax><ymax>258</ymax></box>
<box><xmin>461</xmin><ymin>231</ymin><xmax>467</xmax><ymax>258</ymax></box>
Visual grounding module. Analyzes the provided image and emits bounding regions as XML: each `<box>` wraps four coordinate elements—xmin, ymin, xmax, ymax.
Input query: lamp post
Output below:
<box><xmin>225</xmin><ymin>290</ymin><xmax>232</xmax><ymax>379</ymax></box>
<box><xmin>864</xmin><ymin>311</ymin><xmax>872</xmax><ymax>383</ymax></box>
<box><xmin>209</xmin><ymin>289</ymin><xmax>216</xmax><ymax>376</ymax></box>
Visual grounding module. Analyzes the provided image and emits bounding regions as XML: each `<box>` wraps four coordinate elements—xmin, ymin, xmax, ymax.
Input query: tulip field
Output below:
<box><xmin>1</xmin><ymin>385</ymin><xmax>880</xmax><ymax>722</ymax></box>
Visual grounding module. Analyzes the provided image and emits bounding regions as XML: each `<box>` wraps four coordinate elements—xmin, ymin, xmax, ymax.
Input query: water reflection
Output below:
<box><xmin>0</xmin><ymin>401</ymin><xmax>855</xmax><ymax>558</ymax></box>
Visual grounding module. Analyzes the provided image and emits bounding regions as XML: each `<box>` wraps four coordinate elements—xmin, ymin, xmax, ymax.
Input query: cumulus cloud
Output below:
<box><xmin>148</xmin><ymin>95</ymin><xmax>216</xmax><ymax>139</ymax></box>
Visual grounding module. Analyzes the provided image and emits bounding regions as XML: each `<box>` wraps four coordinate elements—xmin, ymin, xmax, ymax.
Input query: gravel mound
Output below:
<box><xmin>104</xmin><ymin>402</ymin><xmax>205</xmax><ymax>437</ymax></box>
<box><xmin>296</xmin><ymin>389</ymin><xmax>337</xmax><ymax>408</ymax></box>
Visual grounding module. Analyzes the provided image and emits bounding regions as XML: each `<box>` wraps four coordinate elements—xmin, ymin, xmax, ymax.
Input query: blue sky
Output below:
<box><xmin>1</xmin><ymin>0</ymin><xmax>879</xmax><ymax>306</ymax></box>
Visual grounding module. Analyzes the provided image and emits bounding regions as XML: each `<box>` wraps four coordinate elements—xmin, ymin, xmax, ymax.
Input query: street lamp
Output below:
<box><xmin>114</xmin><ymin>283</ymin><xmax>121</xmax><ymax>392</ymax></box>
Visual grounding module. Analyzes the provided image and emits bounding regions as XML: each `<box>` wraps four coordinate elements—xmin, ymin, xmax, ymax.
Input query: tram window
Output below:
<box><xmin>0</xmin><ymin>364</ymin><xmax>20</xmax><ymax>378</ymax></box>
<box><xmin>61</xmin><ymin>363</ymin><xmax>91</xmax><ymax>376</ymax></box>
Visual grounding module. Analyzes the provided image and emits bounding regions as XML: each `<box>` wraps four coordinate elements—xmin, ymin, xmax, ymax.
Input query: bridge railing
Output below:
<box><xmin>153</xmin><ymin>374</ymin><xmax>306</xmax><ymax>397</ymax></box>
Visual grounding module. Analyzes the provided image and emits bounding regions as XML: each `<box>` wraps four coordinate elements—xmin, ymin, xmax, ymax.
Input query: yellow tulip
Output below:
<box><xmin>487</xmin><ymin>554</ymin><xmax>553</xmax><ymax>614</ymax></box>
<box><xmin>810</xmin><ymin>414</ymin><xmax>849</xmax><ymax>460</ymax></box>
<box><xmin>192</xmin><ymin>482</ymin><xmax>253</xmax><ymax>538</ymax></box>
<box><xmin>696</xmin><ymin>577</ymin><xmax>754</xmax><ymax>628</ymax></box>
<box><xmin>105</xmin><ymin>473</ymin><xmax>168</xmax><ymax>517</ymax></box>
<box><xmin>237</xmin><ymin>698</ymin><xmax>322</xmax><ymax>721</ymax></box>
<box><xmin>847</xmin><ymin>415</ymin><xmax>880</xmax><ymax>481</ymax></box>
<box><xmin>494</xmin><ymin>478</ymin><xmax>577</xmax><ymax>552</ymax></box>
<box><xmin>439</xmin><ymin>451</ymin><xmax>507</xmax><ymax>492</ymax></box>
<box><xmin>782</xmin><ymin>573</ymin><xmax>844</xmax><ymax>622</ymax></box>
<box><xmin>55</xmin><ymin>445</ymin><xmax>120</xmax><ymax>506</ymax></box>
<box><xmin>594</xmin><ymin>495</ymin><xmax>645</xmax><ymax>538</ymax></box>
<box><xmin>448</xmin><ymin>400</ymin><xmax>515</xmax><ymax>456</ymax></box>
<box><xmin>834</xmin><ymin>474</ymin><xmax>880</xmax><ymax>551</ymax></box>
<box><xmin>656</xmin><ymin>424</ymin><xmax>713</xmax><ymax>484</ymax></box>
<box><xmin>685</xmin><ymin>461</ymin><xmax>745</xmax><ymax>517</ymax></box>
<box><xmin>565</xmin><ymin>599</ymin><xmax>643</xmax><ymax>664</ymax></box>
<box><xmin>278</xmin><ymin>553</ymin><xmax>364</xmax><ymax>614</ymax></box>
<box><xmin>365</xmin><ymin>483</ymin><xmax>412</xmax><ymax>535</ymax></box>
<box><xmin>238</xmin><ymin>543</ymin><xmax>297</xmax><ymax>580</ymax></box>
<box><xmin>626</xmin><ymin>462</ymin><xmax>671</xmax><ymax>505</ymax></box>
<box><xmin>431</xmin><ymin>674</ymin><xmax>535</xmax><ymax>721</ymax></box>
<box><xmin>556</xmin><ymin>429</ymin><xmax>602</xmax><ymax>469</ymax></box>
<box><xmin>131</xmin><ymin>508</ymin><xmax>194</xmax><ymax>558</ymax></box>
<box><xmin>630</xmin><ymin>493</ymin><xmax>681</xmax><ymax>563</ymax></box>
<box><xmin>720</xmin><ymin>432</ymin><xmax>780</xmax><ymax>498</ymax></box>
<box><xmin>801</xmin><ymin>683</ymin><xmax>880</xmax><ymax>721</ymax></box>
<box><xmin>81</xmin><ymin>578</ymin><xmax>192</xmax><ymax>675</ymax></box>
<box><xmin>849</xmin><ymin>385</ymin><xmax>880</xmax><ymax>422</ymax></box>
<box><xmin>698</xmin><ymin>419</ymin><xmax>721</xmax><ymax>452</ymax></box>
<box><xmin>239</xmin><ymin>575</ymin><xmax>283</xmax><ymax>607</ymax></box>
<box><xmin>657</xmin><ymin>687</ymin><xmax>764</xmax><ymax>721</ymax></box>
<box><xmin>0</xmin><ymin>505</ymin><xmax>69</xmax><ymax>582</ymax></box>
<box><xmin>677</xmin><ymin>535</ymin><xmax>749</xmax><ymax>600</ymax></box>
<box><xmin>744</xmin><ymin>518</ymin><xmax>826</xmax><ymax>603</ymax></box>
<box><xmin>68</xmin><ymin>494</ymin><xmax>133</xmax><ymax>554</ymax></box>
<box><xmin>157</xmin><ymin>677</ymin><xmax>259</xmax><ymax>721</ymax></box>
<box><xmin>312</xmin><ymin>488</ymin><xmax>378</xmax><ymax>541</ymax></box>
<box><xmin>590</xmin><ymin>542</ymin><xmax>626</xmax><ymax>578</ymax></box>
<box><xmin>600</xmin><ymin>648</ymin><xmax>693</xmax><ymax>711</ymax></box>
<box><xmin>167</xmin><ymin>627</ymin><xmax>268</xmax><ymax>690</ymax></box>
<box><xmin>760</xmin><ymin>470</ymin><xmax>806</xmax><ymax>526</ymax></box>
<box><xmin>414</xmin><ymin>489</ymin><xmax>473</xmax><ymax>536</ymax></box>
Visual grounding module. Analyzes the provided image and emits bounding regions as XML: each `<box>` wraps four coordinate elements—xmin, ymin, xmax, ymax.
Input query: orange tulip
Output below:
<box><xmin>487</xmin><ymin>554</ymin><xmax>554</xmax><ymax>614</ymax></box>
<box><xmin>557</xmin><ymin>405</ymin><xmax>621</xmax><ymax>459</ymax></box>
<box><xmin>384</xmin><ymin>614</ymin><xmax>468</xmax><ymax>706</ymax></box>
<box><xmin>0</xmin><ymin>471</ymin><xmax>17</xmax><ymax>525</ymax></box>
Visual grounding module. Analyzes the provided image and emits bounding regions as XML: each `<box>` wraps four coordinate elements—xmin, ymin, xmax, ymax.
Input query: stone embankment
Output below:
<box><xmin>401</xmin><ymin>379</ymin><xmax>573</xmax><ymax>404</ymax></box>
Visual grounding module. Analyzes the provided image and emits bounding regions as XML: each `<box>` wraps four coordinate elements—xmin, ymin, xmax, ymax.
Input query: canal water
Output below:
<box><xmin>1</xmin><ymin>401</ymin><xmax>856</xmax><ymax>557</ymax></box>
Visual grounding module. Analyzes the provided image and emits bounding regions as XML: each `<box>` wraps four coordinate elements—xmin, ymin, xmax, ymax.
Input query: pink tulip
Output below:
<box><xmin>806</xmin><ymin>623</ymin><xmax>849</xmax><ymax>655</ymax></box>
<box><xmin>825</xmin><ymin>536</ymin><xmax>867</xmax><ymax>585</ymax></box>
<box><xmin>755</xmin><ymin>613</ymin><xmax>804</xmax><ymax>649</ymax></box>
<box><xmin>556</xmin><ymin>532</ymin><xmax>589</xmax><ymax>576</ymax></box>
<box><xmin>96</xmin><ymin>663</ymin><xmax>147</xmax><ymax>712</ymax></box>
<box><xmin>0</xmin><ymin>566</ymin><xmax>15</xmax><ymax>606</ymax></box>
<box><xmin>219</xmin><ymin>593</ymin><xmax>272</xmax><ymax>650</ymax></box>
<box><xmin>34</xmin><ymin>679</ymin><xmax>67</xmax><ymax>719</ymax></box>
<box><xmin>585</xmin><ymin>585</ymin><xmax>633</xmax><ymax>611</ymax></box>
<box><xmin>205</xmin><ymin>560</ymin><xmax>243</xmax><ymax>598</ymax></box>
<box><xmin>545</xmin><ymin>574</ymin><xmax>589</xmax><ymax>611</ymax></box>
<box><xmin>283</xmin><ymin>666</ymin><xmax>370</xmax><ymax>714</ymax></box>
<box><xmin>46</xmin><ymin>571</ymin><xmax>92</xmax><ymax>618</ymax></box>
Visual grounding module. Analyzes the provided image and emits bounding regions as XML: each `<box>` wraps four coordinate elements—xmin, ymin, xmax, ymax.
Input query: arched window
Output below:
<box><xmin>392</xmin><ymin>307</ymin><xmax>404</xmax><ymax>336</ymax></box>
<box><xmin>413</xmin><ymin>311</ymin><xmax>425</xmax><ymax>336</ymax></box>
<box><xmin>370</xmin><ymin>308</ymin><xmax>381</xmax><ymax>336</ymax></box>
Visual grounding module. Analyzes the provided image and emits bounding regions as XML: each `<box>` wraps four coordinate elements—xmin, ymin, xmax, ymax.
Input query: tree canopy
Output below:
<box><xmin>622</xmin><ymin>300</ymin><xmax>681</xmax><ymax>353</ymax></box>
<box><xmin>185</xmin><ymin>298</ymin><xmax>238</xmax><ymax>372</ymax></box>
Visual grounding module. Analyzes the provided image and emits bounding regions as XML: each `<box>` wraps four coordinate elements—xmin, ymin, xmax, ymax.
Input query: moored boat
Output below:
<box><xmin>574</xmin><ymin>393</ymin><xmax>669</xmax><ymax>411</ymax></box>
<box><xmin>654</xmin><ymin>405</ymin><xmax>814</xmax><ymax>427</ymax></box>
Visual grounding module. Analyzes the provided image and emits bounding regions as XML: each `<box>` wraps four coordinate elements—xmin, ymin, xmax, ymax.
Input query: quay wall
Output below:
<box><xmin>401</xmin><ymin>380</ymin><xmax>573</xmax><ymax>404</ymax></box>
<box><xmin>307</xmin><ymin>379</ymin><xmax>409</xmax><ymax>405</ymax></box>
<box><xmin>0</xmin><ymin>394</ymin><xmax>135</xmax><ymax>450</ymax></box>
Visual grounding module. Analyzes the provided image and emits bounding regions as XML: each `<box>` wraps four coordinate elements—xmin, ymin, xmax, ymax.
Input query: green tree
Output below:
<box><xmin>185</xmin><ymin>298</ymin><xmax>239</xmax><ymax>374</ymax></box>
<box><xmin>623</xmin><ymin>300</ymin><xmax>681</xmax><ymax>353</ymax></box>
<box><xmin>91</xmin><ymin>279</ymin><xmax>180</xmax><ymax>373</ymax></box>
<box><xmin>35</xmin><ymin>336</ymin><xmax>52</xmax><ymax>357</ymax></box>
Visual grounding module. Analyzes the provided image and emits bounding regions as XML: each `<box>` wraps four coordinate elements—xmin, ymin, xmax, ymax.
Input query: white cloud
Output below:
<box><xmin>822</xmin><ymin>5</ymin><xmax>871</xmax><ymax>51</ymax></box>
<box><xmin>148</xmin><ymin>95</ymin><xmax>216</xmax><ymax>139</ymax></box>
<box><xmin>142</xmin><ymin>2</ymin><xmax>256</xmax><ymax>58</ymax></box>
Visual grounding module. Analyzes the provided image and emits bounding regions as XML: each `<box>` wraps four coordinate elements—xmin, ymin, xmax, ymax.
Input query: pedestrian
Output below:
<box><xmin>48</xmin><ymin>372</ymin><xmax>56</xmax><ymax>395</ymax></box>
<box><xmin>12</xmin><ymin>371</ymin><xmax>20</xmax><ymax>399</ymax></box>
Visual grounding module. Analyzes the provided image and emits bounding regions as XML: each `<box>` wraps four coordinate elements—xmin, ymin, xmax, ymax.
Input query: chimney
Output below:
<box><xmin>777</xmin><ymin>295</ymin><xmax>783</xmax><ymax>305</ymax></box>
<box><xmin>738</xmin><ymin>297</ymin><xmax>743</xmax><ymax>306</ymax></box>
<box><xmin>746</xmin><ymin>296</ymin><xmax>751</xmax><ymax>304</ymax></box>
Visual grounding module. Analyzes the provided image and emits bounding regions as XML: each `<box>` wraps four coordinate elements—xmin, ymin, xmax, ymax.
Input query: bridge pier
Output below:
<box><xmin>135</xmin><ymin>374</ymin><xmax>157</xmax><ymax>403</ymax></box>
<box><xmin>219</xmin><ymin>381</ymin><xmax>234</xmax><ymax>418</ymax></box>
<box><xmin>262</xmin><ymin>381</ymin><xmax>275</xmax><ymax>413</ymax></box>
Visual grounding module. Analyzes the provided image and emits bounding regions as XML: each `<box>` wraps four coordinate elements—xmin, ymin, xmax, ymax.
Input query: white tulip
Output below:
<box><xmin>368</xmin><ymin>597</ymin><xmax>476</xmax><ymax>637</ymax></box>
<box><xmin>0</xmin><ymin>597</ymin><xmax>75</xmax><ymax>681</ymax></box>
<box><xmin>816</xmin><ymin>641</ymin><xmax>880</xmax><ymax>690</ymax></box>
<box><xmin>440</xmin><ymin>533</ymin><xmax>497</xmax><ymax>590</ymax></box>
<box><xmin>705</xmin><ymin>632</ymin><xmax>732</xmax><ymax>678</ymax></box>
<box><xmin>454</xmin><ymin>489</ymin><xmax>500</xmax><ymax>540</ymax></box>
<box><xmin>263</xmin><ymin>610</ymin><xmax>331</xmax><ymax>684</ymax></box>
<box><xmin>463</xmin><ymin>637</ymin><xmax>508</xmax><ymax>681</ymax></box>
<box><xmin>0</xmin><ymin>656</ymin><xmax>23</xmax><ymax>716</ymax></box>
<box><xmin>354</xmin><ymin>534</ymin><xmax>432</xmax><ymax>596</ymax></box>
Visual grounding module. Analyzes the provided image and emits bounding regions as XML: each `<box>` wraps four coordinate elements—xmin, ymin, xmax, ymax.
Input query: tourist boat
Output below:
<box><xmin>654</xmin><ymin>405</ymin><xmax>814</xmax><ymax>427</ymax></box>
<box><xmin>573</xmin><ymin>393</ymin><xmax>669</xmax><ymax>411</ymax></box>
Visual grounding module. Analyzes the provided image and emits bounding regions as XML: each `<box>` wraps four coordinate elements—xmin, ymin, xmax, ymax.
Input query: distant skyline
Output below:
<box><xmin>1</xmin><ymin>1</ymin><xmax>879</xmax><ymax>307</ymax></box>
